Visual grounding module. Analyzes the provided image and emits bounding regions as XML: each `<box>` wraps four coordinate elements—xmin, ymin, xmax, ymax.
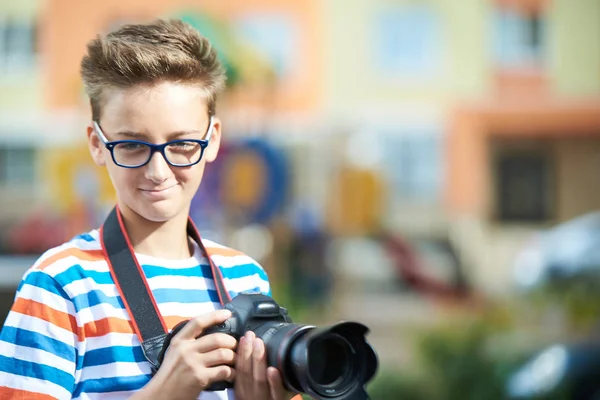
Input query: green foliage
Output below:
<box><xmin>366</xmin><ymin>369</ymin><xmax>433</xmax><ymax>400</ymax></box>
<box><xmin>414</xmin><ymin>319</ymin><xmax>523</xmax><ymax>400</ymax></box>
<box><xmin>363</xmin><ymin>305</ymin><xmax>526</xmax><ymax>400</ymax></box>
<box><xmin>527</xmin><ymin>279</ymin><xmax>600</xmax><ymax>333</ymax></box>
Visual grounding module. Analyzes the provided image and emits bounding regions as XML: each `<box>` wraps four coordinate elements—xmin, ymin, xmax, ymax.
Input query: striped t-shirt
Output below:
<box><xmin>0</xmin><ymin>229</ymin><xmax>271</xmax><ymax>399</ymax></box>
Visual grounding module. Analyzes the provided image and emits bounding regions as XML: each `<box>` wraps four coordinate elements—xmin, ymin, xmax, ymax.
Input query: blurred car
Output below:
<box><xmin>508</xmin><ymin>212</ymin><xmax>600</xmax><ymax>399</ymax></box>
<box><xmin>513</xmin><ymin>211</ymin><xmax>600</xmax><ymax>291</ymax></box>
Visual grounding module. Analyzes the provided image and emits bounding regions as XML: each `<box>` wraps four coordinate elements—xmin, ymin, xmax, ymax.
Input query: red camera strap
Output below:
<box><xmin>99</xmin><ymin>206</ymin><xmax>231</xmax><ymax>368</ymax></box>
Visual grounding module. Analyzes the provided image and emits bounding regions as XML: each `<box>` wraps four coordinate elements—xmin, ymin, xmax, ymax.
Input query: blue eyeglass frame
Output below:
<box><xmin>92</xmin><ymin>116</ymin><xmax>215</xmax><ymax>168</ymax></box>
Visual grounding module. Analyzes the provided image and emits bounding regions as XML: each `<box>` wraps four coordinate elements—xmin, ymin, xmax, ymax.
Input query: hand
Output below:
<box><xmin>137</xmin><ymin>309</ymin><xmax>237</xmax><ymax>400</ymax></box>
<box><xmin>234</xmin><ymin>331</ymin><xmax>298</xmax><ymax>400</ymax></box>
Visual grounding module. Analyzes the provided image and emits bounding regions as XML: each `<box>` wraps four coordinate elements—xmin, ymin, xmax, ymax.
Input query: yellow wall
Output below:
<box><xmin>0</xmin><ymin>78</ymin><xmax>43</xmax><ymax>110</ymax></box>
<box><xmin>549</xmin><ymin>0</ymin><xmax>600</xmax><ymax>96</ymax></box>
<box><xmin>0</xmin><ymin>0</ymin><xmax>42</xmax><ymax>111</ymax></box>
<box><xmin>319</xmin><ymin>0</ymin><xmax>490</xmax><ymax>116</ymax></box>
<box><xmin>0</xmin><ymin>0</ymin><xmax>39</xmax><ymax>17</ymax></box>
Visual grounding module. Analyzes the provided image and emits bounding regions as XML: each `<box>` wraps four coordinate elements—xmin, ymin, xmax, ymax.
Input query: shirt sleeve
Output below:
<box><xmin>0</xmin><ymin>268</ymin><xmax>78</xmax><ymax>399</ymax></box>
<box><xmin>252</xmin><ymin>259</ymin><xmax>271</xmax><ymax>297</ymax></box>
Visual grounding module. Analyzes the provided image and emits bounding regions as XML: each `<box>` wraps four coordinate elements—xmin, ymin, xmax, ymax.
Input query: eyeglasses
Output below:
<box><xmin>92</xmin><ymin>117</ymin><xmax>214</xmax><ymax>168</ymax></box>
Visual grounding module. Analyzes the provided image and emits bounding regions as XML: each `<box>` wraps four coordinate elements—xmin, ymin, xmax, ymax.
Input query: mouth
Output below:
<box><xmin>139</xmin><ymin>184</ymin><xmax>177</xmax><ymax>194</ymax></box>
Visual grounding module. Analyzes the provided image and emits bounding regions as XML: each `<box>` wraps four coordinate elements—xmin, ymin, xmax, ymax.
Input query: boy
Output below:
<box><xmin>0</xmin><ymin>19</ymin><xmax>294</xmax><ymax>400</ymax></box>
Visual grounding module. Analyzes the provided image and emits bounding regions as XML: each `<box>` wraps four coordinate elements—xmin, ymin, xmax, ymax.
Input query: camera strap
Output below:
<box><xmin>99</xmin><ymin>205</ymin><xmax>232</xmax><ymax>371</ymax></box>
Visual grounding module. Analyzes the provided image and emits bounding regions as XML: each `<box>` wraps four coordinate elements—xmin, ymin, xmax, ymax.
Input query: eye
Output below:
<box><xmin>169</xmin><ymin>141</ymin><xmax>200</xmax><ymax>151</ymax></box>
<box><xmin>116</xmin><ymin>142</ymin><xmax>146</xmax><ymax>151</ymax></box>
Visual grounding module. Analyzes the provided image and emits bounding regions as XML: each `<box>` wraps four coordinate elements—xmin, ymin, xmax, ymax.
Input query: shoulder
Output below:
<box><xmin>202</xmin><ymin>238</ymin><xmax>271</xmax><ymax>293</ymax></box>
<box><xmin>202</xmin><ymin>238</ymin><xmax>264</xmax><ymax>271</ymax></box>
<box><xmin>8</xmin><ymin>231</ymin><xmax>104</xmax><ymax>331</ymax></box>
<box><xmin>25</xmin><ymin>229</ymin><xmax>104</xmax><ymax>280</ymax></box>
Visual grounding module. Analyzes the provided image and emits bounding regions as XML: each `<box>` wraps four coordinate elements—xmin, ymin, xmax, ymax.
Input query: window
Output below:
<box><xmin>382</xmin><ymin>132</ymin><xmax>443</xmax><ymax>202</ymax></box>
<box><xmin>234</xmin><ymin>12</ymin><xmax>299</xmax><ymax>79</ymax></box>
<box><xmin>495</xmin><ymin>152</ymin><xmax>554</xmax><ymax>222</ymax></box>
<box><xmin>0</xmin><ymin>17</ymin><xmax>37</xmax><ymax>76</ymax></box>
<box><xmin>0</xmin><ymin>146</ymin><xmax>36</xmax><ymax>186</ymax></box>
<box><xmin>492</xmin><ymin>7</ymin><xmax>546</xmax><ymax>68</ymax></box>
<box><xmin>374</xmin><ymin>4</ymin><xmax>442</xmax><ymax>79</ymax></box>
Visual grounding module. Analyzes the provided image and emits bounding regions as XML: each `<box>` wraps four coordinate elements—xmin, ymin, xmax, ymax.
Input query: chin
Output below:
<box><xmin>124</xmin><ymin>198</ymin><xmax>186</xmax><ymax>223</ymax></box>
<box><xmin>144</xmin><ymin>203</ymin><xmax>185</xmax><ymax>223</ymax></box>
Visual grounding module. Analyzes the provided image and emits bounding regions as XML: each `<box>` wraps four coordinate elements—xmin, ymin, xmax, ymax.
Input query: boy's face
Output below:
<box><xmin>87</xmin><ymin>82</ymin><xmax>221</xmax><ymax>223</ymax></box>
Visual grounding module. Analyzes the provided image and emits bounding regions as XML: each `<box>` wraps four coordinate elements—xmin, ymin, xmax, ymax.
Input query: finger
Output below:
<box><xmin>267</xmin><ymin>367</ymin><xmax>289</xmax><ymax>400</ymax></box>
<box><xmin>192</xmin><ymin>332</ymin><xmax>237</xmax><ymax>353</ymax></box>
<box><xmin>176</xmin><ymin>309</ymin><xmax>232</xmax><ymax>340</ymax></box>
<box><xmin>205</xmin><ymin>365</ymin><xmax>236</xmax><ymax>384</ymax></box>
<box><xmin>235</xmin><ymin>333</ymin><xmax>254</xmax><ymax>381</ymax></box>
<box><xmin>235</xmin><ymin>331</ymin><xmax>255</xmax><ymax>395</ymax></box>
<box><xmin>252</xmin><ymin>338</ymin><xmax>269</xmax><ymax>390</ymax></box>
<box><xmin>201</xmin><ymin>348</ymin><xmax>236</xmax><ymax>367</ymax></box>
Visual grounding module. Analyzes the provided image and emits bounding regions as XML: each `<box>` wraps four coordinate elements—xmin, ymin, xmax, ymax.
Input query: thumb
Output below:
<box><xmin>268</xmin><ymin>367</ymin><xmax>294</xmax><ymax>400</ymax></box>
<box><xmin>176</xmin><ymin>309</ymin><xmax>231</xmax><ymax>340</ymax></box>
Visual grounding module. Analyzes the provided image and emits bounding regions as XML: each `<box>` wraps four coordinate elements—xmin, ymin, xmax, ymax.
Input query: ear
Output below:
<box><xmin>87</xmin><ymin>125</ymin><xmax>107</xmax><ymax>167</ymax></box>
<box><xmin>204</xmin><ymin>117</ymin><xmax>221</xmax><ymax>163</ymax></box>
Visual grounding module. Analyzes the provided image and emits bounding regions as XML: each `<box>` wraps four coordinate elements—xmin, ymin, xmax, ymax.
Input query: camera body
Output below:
<box><xmin>158</xmin><ymin>293</ymin><xmax>378</xmax><ymax>399</ymax></box>
<box><xmin>202</xmin><ymin>292</ymin><xmax>293</xmax><ymax>341</ymax></box>
<box><xmin>201</xmin><ymin>293</ymin><xmax>298</xmax><ymax>391</ymax></box>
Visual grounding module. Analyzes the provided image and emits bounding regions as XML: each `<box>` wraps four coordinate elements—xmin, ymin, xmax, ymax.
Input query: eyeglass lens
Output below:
<box><xmin>113</xmin><ymin>141</ymin><xmax>203</xmax><ymax>167</ymax></box>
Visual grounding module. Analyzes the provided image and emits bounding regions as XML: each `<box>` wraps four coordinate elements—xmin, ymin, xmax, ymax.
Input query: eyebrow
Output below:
<box><xmin>113</xmin><ymin>130</ymin><xmax>206</xmax><ymax>141</ymax></box>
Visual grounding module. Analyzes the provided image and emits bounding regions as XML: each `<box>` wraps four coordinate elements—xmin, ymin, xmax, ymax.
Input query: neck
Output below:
<box><xmin>117</xmin><ymin>204</ymin><xmax>193</xmax><ymax>260</ymax></box>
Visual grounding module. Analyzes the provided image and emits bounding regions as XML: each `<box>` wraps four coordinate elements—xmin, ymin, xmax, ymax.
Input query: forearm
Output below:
<box><xmin>129</xmin><ymin>379</ymin><xmax>168</xmax><ymax>400</ymax></box>
<box><xmin>129</xmin><ymin>376</ymin><xmax>200</xmax><ymax>400</ymax></box>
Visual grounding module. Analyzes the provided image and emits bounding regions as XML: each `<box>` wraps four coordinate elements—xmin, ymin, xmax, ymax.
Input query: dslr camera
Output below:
<box><xmin>157</xmin><ymin>293</ymin><xmax>378</xmax><ymax>400</ymax></box>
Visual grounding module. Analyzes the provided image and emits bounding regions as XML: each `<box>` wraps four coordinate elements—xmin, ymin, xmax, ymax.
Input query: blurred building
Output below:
<box><xmin>0</xmin><ymin>0</ymin><xmax>42</xmax><ymax>231</ymax></box>
<box><xmin>0</xmin><ymin>0</ymin><xmax>326</xmax><ymax>298</ymax></box>
<box><xmin>0</xmin><ymin>0</ymin><xmax>599</xmax><ymax>298</ymax></box>
<box><xmin>0</xmin><ymin>0</ymin><xmax>323</xmax><ymax>252</ymax></box>
<box><xmin>447</xmin><ymin>0</ymin><xmax>600</xmax><ymax>294</ymax></box>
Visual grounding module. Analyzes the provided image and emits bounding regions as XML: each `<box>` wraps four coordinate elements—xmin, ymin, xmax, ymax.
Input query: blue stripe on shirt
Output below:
<box><xmin>142</xmin><ymin>263</ymin><xmax>269</xmax><ymax>283</ymax></box>
<box><xmin>73</xmin><ymin>374</ymin><xmax>149</xmax><ymax>396</ymax></box>
<box><xmin>21</xmin><ymin>270</ymin><xmax>72</xmax><ymax>301</ymax></box>
<box><xmin>0</xmin><ymin>354</ymin><xmax>75</xmax><ymax>392</ymax></box>
<box><xmin>221</xmin><ymin>263</ymin><xmax>269</xmax><ymax>282</ymax></box>
<box><xmin>74</xmin><ymin>233</ymin><xmax>96</xmax><ymax>242</ymax></box>
<box><xmin>141</xmin><ymin>264</ymin><xmax>208</xmax><ymax>279</ymax></box>
<box><xmin>81</xmin><ymin>346</ymin><xmax>146</xmax><ymax>368</ymax></box>
<box><xmin>0</xmin><ymin>328</ymin><xmax>75</xmax><ymax>362</ymax></box>
<box><xmin>54</xmin><ymin>265</ymin><xmax>114</xmax><ymax>287</ymax></box>
<box><xmin>71</xmin><ymin>288</ymin><xmax>124</xmax><ymax>311</ymax></box>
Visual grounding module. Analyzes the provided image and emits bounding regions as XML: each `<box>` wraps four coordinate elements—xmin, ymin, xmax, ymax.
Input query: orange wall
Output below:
<box><xmin>42</xmin><ymin>0</ymin><xmax>321</xmax><ymax>112</ymax></box>
<box><xmin>446</xmin><ymin>99</ymin><xmax>600</xmax><ymax>215</ymax></box>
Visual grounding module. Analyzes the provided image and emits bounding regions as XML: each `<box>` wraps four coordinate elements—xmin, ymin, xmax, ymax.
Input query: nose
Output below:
<box><xmin>144</xmin><ymin>151</ymin><xmax>171</xmax><ymax>183</ymax></box>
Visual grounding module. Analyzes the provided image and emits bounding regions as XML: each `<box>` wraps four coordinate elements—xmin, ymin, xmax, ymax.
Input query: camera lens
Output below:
<box><xmin>307</xmin><ymin>333</ymin><xmax>353</xmax><ymax>386</ymax></box>
<box><xmin>259</xmin><ymin>320</ymin><xmax>378</xmax><ymax>399</ymax></box>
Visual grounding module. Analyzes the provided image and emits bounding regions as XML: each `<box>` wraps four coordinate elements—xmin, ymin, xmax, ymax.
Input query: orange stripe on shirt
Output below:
<box><xmin>12</xmin><ymin>298</ymin><xmax>77</xmax><ymax>337</ymax></box>
<box><xmin>164</xmin><ymin>315</ymin><xmax>192</xmax><ymax>331</ymax></box>
<box><xmin>0</xmin><ymin>387</ymin><xmax>58</xmax><ymax>400</ymax></box>
<box><xmin>84</xmin><ymin>315</ymin><xmax>198</xmax><ymax>337</ymax></box>
<box><xmin>37</xmin><ymin>248</ymin><xmax>104</xmax><ymax>271</ymax></box>
<box><xmin>204</xmin><ymin>247</ymin><xmax>244</xmax><ymax>257</ymax></box>
<box><xmin>82</xmin><ymin>316</ymin><xmax>135</xmax><ymax>338</ymax></box>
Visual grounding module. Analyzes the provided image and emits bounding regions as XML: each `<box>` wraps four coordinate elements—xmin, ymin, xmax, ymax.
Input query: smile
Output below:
<box><xmin>141</xmin><ymin>186</ymin><xmax>174</xmax><ymax>192</ymax></box>
<box><xmin>139</xmin><ymin>185</ymin><xmax>178</xmax><ymax>196</ymax></box>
